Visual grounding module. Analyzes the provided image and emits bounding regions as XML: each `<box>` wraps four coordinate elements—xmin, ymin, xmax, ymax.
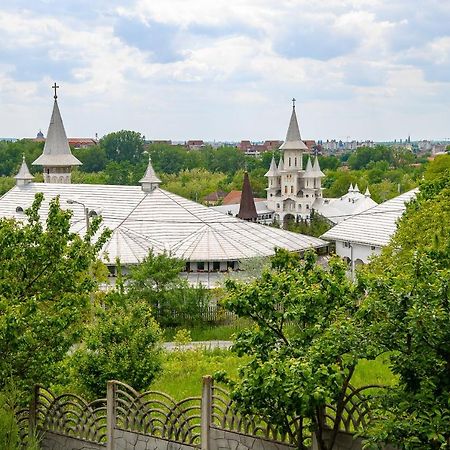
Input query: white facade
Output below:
<box><xmin>265</xmin><ymin>104</ymin><xmax>325</xmax><ymax>223</ymax></box>
<box><xmin>321</xmin><ymin>189</ymin><xmax>418</xmax><ymax>264</ymax></box>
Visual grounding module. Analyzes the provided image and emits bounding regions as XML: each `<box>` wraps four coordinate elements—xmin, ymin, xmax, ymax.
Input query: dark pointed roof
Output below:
<box><xmin>237</xmin><ymin>172</ymin><xmax>258</xmax><ymax>221</ymax></box>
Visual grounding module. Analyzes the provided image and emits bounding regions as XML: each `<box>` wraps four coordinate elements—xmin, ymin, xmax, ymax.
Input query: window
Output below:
<box><xmin>185</xmin><ymin>262</ymin><xmax>191</xmax><ymax>272</ymax></box>
<box><xmin>213</xmin><ymin>261</ymin><xmax>220</xmax><ymax>271</ymax></box>
<box><xmin>306</xmin><ymin>204</ymin><xmax>310</xmax><ymax>209</ymax></box>
<box><xmin>290</xmin><ymin>186</ymin><xmax>293</xmax><ymax>193</ymax></box>
<box><xmin>371</xmin><ymin>246</ymin><xmax>376</xmax><ymax>250</ymax></box>
<box><xmin>284</xmin><ymin>186</ymin><xmax>287</xmax><ymax>193</ymax></box>
<box><xmin>289</xmin><ymin>157</ymin><xmax>291</xmax><ymax>166</ymax></box>
<box><xmin>227</xmin><ymin>261</ymin><xmax>235</xmax><ymax>270</ymax></box>
<box><xmin>294</xmin><ymin>157</ymin><xmax>297</xmax><ymax>166</ymax></box>
<box><xmin>344</xmin><ymin>242</ymin><xmax>351</xmax><ymax>248</ymax></box>
<box><xmin>197</xmin><ymin>261</ymin><xmax>205</xmax><ymax>271</ymax></box>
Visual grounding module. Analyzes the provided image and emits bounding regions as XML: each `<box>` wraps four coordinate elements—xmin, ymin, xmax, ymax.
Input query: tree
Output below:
<box><xmin>360</xmin><ymin>174</ymin><xmax>450</xmax><ymax>448</ymax></box>
<box><xmin>100</xmin><ymin>130</ymin><xmax>145</xmax><ymax>163</ymax></box>
<box><xmin>67</xmin><ymin>291</ymin><xmax>162</xmax><ymax>398</ymax></box>
<box><xmin>126</xmin><ymin>250</ymin><xmax>210</xmax><ymax>327</ymax></box>
<box><xmin>74</xmin><ymin>146</ymin><xmax>108</xmax><ymax>172</ymax></box>
<box><xmin>219</xmin><ymin>249</ymin><xmax>371</xmax><ymax>450</ymax></box>
<box><xmin>0</xmin><ymin>194</ymin><xmax>110</xmax><ymax>394</ymax></box>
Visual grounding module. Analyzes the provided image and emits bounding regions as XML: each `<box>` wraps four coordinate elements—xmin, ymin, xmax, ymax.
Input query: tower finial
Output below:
<box><xmin>52</xmin><ymin>82</ymin><xmax>59</xmax><ymax>100</ymax></box>
<box><xmin>292</xmin><ymin>97</ymin><xmax>296</xmax><ymax>109</ymax></box>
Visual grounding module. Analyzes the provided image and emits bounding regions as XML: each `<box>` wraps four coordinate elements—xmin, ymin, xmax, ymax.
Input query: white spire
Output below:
<box><xmin>33</xmin><ymin>96</ymin><xmax>81</xmax><ymax>168</ymax></box>
<box><xmin>264</xmin><ymin>155</ymin><xmax>279</xmax><ymax>177</ymax></box>
<box><xmin>354</xmin><ymin>183</ymin><xmax>360</xmax><ymax>192</ymax></box>
<box><xmin>279</xmin><ymin>99</ymin><xmax>308</xmax><ymax>151</ymax></box>
<box><xmin>14</xmin><ymin>155</ymin><xmax>34</xmax><ymax>186</ymax></box>
<box><xmin>364</xmin><ymin>186</ymin><xmax>371</xmax><ymax>197</ymax></box>
<box><xmin>140</xmin><ymin>155</ymin><xmax>161</xmax><ymax>192</ymax></box>
<box><xmin>305</xmin><ymin>157</ymin><xmax>313</xmax><ymax>174</ymax></box>
<box><xmin>312</xmin><ymin>155</ymin><xmax>325</xmax><ymax>177</ymax></box>
<box><xmin>348</xmin><ymin>183</ymin><xmax>354</xmax><ymax>192</ymax></box>
<box><xmin>277</xmin><ymin>157</ymin><xmax>284</xmax><ymax>171</ymax></box>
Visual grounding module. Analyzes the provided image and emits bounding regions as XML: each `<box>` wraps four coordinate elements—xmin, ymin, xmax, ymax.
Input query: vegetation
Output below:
<box><xmin>219</xmin><ymin>249</ymin><xmax>373</xmax><ymax>450</ymax></box>
<box><xmin>360</xmin><ymin>172</ymin><xmax>450</xmax><ymax>448</ymax></box>
<box><xmin>0</xmin><ymin>193</ymin><xmax>110</xmax><ymax>395</ymax></box>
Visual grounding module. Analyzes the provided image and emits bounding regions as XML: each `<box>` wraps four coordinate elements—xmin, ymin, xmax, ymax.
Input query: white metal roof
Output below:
<box><xmin>320</xmin><ymin>189</ymin><xmax>418</xmax><ymax>247</ymax></box>
<box><xmin>0</xmin><ymin>182</ymin><xmax>326</xmax><ymax>265</ymax></box>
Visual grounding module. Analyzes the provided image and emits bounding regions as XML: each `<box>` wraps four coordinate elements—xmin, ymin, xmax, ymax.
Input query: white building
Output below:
<box><xmin>320</xmin><ymin>189</ymin><xmax>418</xmax><ymax>266</ymax></box>
<box><xmin>263</xmin><ymin>102</ymin><xmax>377</xmax><ymax>226</ymax></box>
<box><xmin>0</xmin><ymin>89</ymin><xmax>328</xmax><ymax>286</ymax></box>
<box><xmin>265</xmin><ymin>100</ymin><xmax>325</xmax><ymax>224</ymax></box>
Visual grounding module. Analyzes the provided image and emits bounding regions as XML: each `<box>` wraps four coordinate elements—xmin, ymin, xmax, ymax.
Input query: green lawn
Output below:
<box><xmin>150</xmin><ymin>348</ymin><xmax>397</xmax><ymax>400</ymax></box>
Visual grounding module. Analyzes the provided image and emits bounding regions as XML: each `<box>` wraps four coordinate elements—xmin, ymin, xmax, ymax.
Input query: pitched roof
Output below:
<box><xmin>279</xmin><ymin>105</ymin><xmax>308</xmax><ymax>151</ymax></box>
<box><xmin>320</xmin><ymin>189</ymin><xmax>418</xmax><ymax>247</ymax></box>
<box><xmin>0</xmin><ymin>183</ymin><xmax>326</xmax><ymax>265</ymax></box>
<box><xmin>32</xmin><ymin>100</ymin><xmax>82</xmax><ymax>167</ymax></box>
<box><xmin>237</xmin><ymin>172</ymin><xmax>258</xmax><ymax>221</ymax></box>
<box><xmin>14</xmin><ymin>156</ymin><xmax>34</xmax><ymax>181</ymax></box>
<box><xmin>311</xmin><ymin>156</ymin><xmax>325</xmax><ymax>177</ymax></box>
<box><xmin>139</xmin><ymin>157</ymin><xmax>161</xmax><ymax>185</ymax></box>
<box><xmin>264</xmin><ymin>156</ymin><xmax>279</xmax><ymax>177</ymax></box>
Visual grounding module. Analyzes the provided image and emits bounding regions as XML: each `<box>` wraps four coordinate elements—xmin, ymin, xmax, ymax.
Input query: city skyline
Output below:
<box><xmin>1</xmin><ymin>0</ymin><xmax>449</xmax><ymax>141</ymax></box>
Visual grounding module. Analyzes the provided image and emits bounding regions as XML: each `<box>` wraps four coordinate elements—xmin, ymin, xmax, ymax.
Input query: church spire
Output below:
<box><xmin>279</xmin><ymin>99</ymin><xmax>308</xmax><ymax>151</ymax></box>
<box><xmin>312</xmin><ymin>155</ymin><xmax>325</xmax><ymax>177</ymax></box>
<box><xmin>32</xmin><ymin>83</ymin><xmax>82</xmax><ymax>183</ymax></box>
<box><xmin>140</xmin><ymin>154</ymin><xmax>161</xmax><ymax>192</ymax></box>
<box><xmin>14</xmin><ymin>155</ymin><xmax>34</xmax><ymax>186</ymax></box>
<box><xmin>264</xmin><ymin>155</ymin><xmax>279</xmax><ymax>177</ymax></box>
<box><xmin>237</xmin><ymin>171</ymin><xmax>258</xmax><ymax>222</ymax></box>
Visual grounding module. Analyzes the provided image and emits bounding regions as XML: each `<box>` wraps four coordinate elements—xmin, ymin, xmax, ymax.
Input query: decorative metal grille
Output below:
<box><xmin>113</xmin><ymin>381</ymin><xmax>202</xmax><ymax>446</ymax></box>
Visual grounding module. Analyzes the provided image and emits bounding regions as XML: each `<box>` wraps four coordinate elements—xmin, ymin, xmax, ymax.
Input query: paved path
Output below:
<box><xmin>163</xmin><ymin>340</ymin><xmax>232</xmax><ymax>351</ymax></box>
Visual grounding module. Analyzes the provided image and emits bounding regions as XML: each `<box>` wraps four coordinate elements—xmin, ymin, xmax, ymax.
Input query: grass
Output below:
<box><xmin>150</xmin><ymin>347</ymin><xmax>397</xmax><ymax>400</ymax></box>
<box><xmin>150</xmin><ymin>348</ymin><xmax>247</xmax><ymax>399</ymax></box>
<box><xmin>162</xmin><ymin>319</ymin><xmax>252</xmax><ymax>342</ymax></box>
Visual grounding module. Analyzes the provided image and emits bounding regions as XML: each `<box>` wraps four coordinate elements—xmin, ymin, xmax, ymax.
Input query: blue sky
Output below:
<box><xmin>0</xmin><ymin>0</ymin><xmax>449</xmax><ymax>141</ymax></box>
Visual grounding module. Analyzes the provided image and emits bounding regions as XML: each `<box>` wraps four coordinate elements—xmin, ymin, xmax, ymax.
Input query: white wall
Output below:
<box><xmin>334</xmin><ymin>240</ymin><xmax>382</xmax><ymax>264</ymax></box>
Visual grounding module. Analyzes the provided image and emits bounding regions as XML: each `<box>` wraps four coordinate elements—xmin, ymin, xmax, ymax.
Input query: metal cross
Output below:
<box><xmin>292</xmin><ymin>97</ymin><xmax>296</xmax><ymax>108</ymax></box>
<box><xmin>52</xmin><ymin>82</ymin><xmax>59</xmax><ymax>99</ymax></box>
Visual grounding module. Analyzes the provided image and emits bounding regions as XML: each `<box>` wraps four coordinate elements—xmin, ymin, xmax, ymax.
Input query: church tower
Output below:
<box><xmin>32</xmin><ymin>83</ymin><xmax>82</xmax><ymax>183</ymax></box>
<box><xmin>265</xmin><ymin>100</ymin><xmax>324</xmax><ymax>224</ymax></box>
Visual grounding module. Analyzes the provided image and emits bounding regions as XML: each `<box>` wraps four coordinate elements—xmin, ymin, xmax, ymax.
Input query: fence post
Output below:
<box><xmin>106</xmin><ymin>381</ymin><xmax>116</xmax><ymax>450</ymax></box>
<box><xmin>28</xmin><ymin>385</ymin><xmax>39</xmax><ymax>439</ymax></box>
<box><xmin>201</xmin><ymin>375</ymin><xmax>213</xmax><ymax>450</ymax></box>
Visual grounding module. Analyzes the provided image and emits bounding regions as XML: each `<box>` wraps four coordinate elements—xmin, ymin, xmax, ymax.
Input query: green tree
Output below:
<box><xmin>67</xmin><ymin>292</ymin><xmax>162</xmax><ymax>398</ymax></box>
<box><xmin>220</xmin><ymin>249</ymin><xmax>371</xmax><ymax>450</ymax></box>
<box><xmin>100</xmin><ymin>130</ymin><xmax>145</xmax><ymax>163</ymax></box>
<box><xmin>74</xmin><ymin>146</ymin><xmax>108</xmax><ymax>172</ymax></box>
<box><xmin>361</xmin><ymin>174</ymin><xmax>450</xmax><ymax>448</ymax></box>
<box><xmin>0</xmin><ymin>194</ymin><xmax>110</xmax><ymax>394</ymax></box>
<box><xmin>424</xmin><ymin>153</ymin><xmax>450</xmax><ymax>181</ymax></box>
<box><xmin>126</xmin><ymin>250</ymin><xmax>210</xmax><ymax>327</ymax></box>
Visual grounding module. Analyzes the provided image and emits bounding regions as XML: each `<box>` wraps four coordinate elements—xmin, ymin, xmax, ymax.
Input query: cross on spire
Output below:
<box><xmin>292</xmin><ymin>97</ymin><xmax>296</xmax><ymax>109</ymax></box>
<box><xmin>52</xmin><ymin>82</ymin><xmax>59</xmax><ymax>100</ymax></box>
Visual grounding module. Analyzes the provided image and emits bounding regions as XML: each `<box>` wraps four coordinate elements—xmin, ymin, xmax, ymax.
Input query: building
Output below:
<box><xmin>0</xmin><ymin>88</ymin><xmax>327</xmax><ymax>287</ymax></box>
<box><xmin>185</xmin><ymin>140</ymin><xmax>205</xmax><ymax>150</ymax></box>
<box><xmin>312</xmin><ymin>184</ymin><xmax>377</xmax><ymax>225</ymax></box>
<box><xmin>265</xmin><ymin>100</ymin><xmax>325</xmax><ymax>224</ymax></box>
<box><xmin>320</xmin><ymin>189</ymin><xmax>418</xmax><ymax>266</ymax></box>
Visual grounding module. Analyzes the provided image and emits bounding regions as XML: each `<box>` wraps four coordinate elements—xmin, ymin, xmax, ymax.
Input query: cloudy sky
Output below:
<box><xmin>1</xmin><ymin>0</ymin><xmax>449</xmax><ymax>141</ymax></box>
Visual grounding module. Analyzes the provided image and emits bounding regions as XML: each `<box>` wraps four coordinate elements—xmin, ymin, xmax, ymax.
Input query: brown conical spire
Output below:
<box><xmin>237</xmin><ymin>171</ymin><xmax>258</xmax><ymax>222</ymax></box>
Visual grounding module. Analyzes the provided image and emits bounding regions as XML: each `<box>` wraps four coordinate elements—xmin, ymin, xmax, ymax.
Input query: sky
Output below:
<box><xmin>0</xmin><ymin>0</ymin><xmax>449</xmax><ymax>142</ymax></box>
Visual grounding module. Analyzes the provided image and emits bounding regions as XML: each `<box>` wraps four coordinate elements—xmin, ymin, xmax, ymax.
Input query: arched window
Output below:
<box><xmin>289</xmin><ymin>157</ymin><xmax>291</xmax><ymax>166</ymax></box>
<box><xmin>294</xmin><ymin>157</ymin><xmax>297</xmax><ymax>166</ymax></box>
<box><xmin>284</xmin><ymin>186</ymin><xmax>287</xmax><ymax>193</ymax></box>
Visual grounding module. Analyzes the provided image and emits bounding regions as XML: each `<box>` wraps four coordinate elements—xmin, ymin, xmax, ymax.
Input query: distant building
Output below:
<box><xmin>185</xmin><ymin>140</ymin><xmax>205</xmax><ymax>150</ymax></box>
<box><xmin>33</xmin><ymin>130</ymin><xmax>98</xmax><ymax>149</ymax></box>
<box><xmin>203</xmin><ymin>190</ymin><xmax>226</xmax><ymax>206</ymax></box>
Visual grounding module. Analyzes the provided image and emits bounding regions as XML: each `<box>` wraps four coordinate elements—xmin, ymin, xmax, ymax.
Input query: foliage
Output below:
<box><xmin>0</xmin><ymin>176</ymin><xmax>15</xmax><ymax>196</ymax></box>
<box><xmin>424</xmin><ymin>153</ymin><xmax>450</xmax><ymax>181</ymax></box>
<box><xmin>0</xmin><ymin>139</ymin><xmax>43</xmax><ymax>177</ymax></box>
<box><xmin>0</xmin><ymin>193</ymin><xmax>110</xmax><ymax>395</ymax></box>
<box><xmin>360</xmin><ymin>174</ymin><xmax>450</xmax><ymax>448</ymax></box>
<box><xmin>126</xmin><ymin>250</ymin><xmax>211</xmax><ymax>327</ymax></box>
<box><xmin>219</xmin><ymin>249</ymin><xmax>373</xmax><ymax>450</ymax></box>
<box><xmin>67</xmin><ymin>291</ymin><xmax>162</xmax><ymax>399</ymax></box>
<box><xmin>100</xmin><ymin>130</ymin><xmax>145</xmax><ymax>163</ymax></box>
<box><xmin>284</xmin><ymin>212</ymin><xmax>331</xmax><ymax>237</ymax></box>
<box><xmin>347</xmin><ymin>145</ymin><xmax>394</xmax><ymax>170</ymax></box>
<box><xmin>74</xmin><ymin>145</ymin><xmax>108</xmax><ymax>172</ymax></box>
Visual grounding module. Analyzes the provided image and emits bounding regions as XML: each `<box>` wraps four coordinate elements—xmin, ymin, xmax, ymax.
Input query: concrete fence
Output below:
<box><xmin>23</xmin><ymin>378</ymin><xmax>386</xmax><ymax>450</ymax></box>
